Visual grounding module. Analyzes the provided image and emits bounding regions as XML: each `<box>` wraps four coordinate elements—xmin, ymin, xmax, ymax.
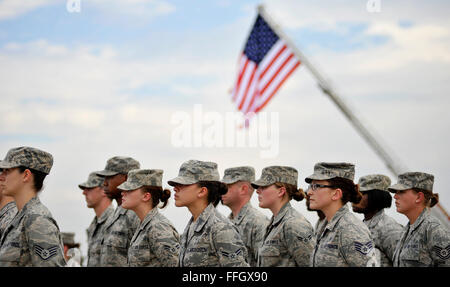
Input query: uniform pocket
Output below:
<box><xmin>401</xmin><ymin>245</ymin><xmax>430</xmax><ymax>267</ymax></box>
<box><xmin>258</xmin><ymin>245</ymin><xmax>281</xmax><ymax>266</ymax></box>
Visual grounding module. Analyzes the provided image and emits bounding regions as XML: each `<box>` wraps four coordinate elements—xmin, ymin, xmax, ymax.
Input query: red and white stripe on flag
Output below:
<box><xmin>231</xmin><ymin>39</ymin><xmax>300</xmax><ymax>117</ymax></box>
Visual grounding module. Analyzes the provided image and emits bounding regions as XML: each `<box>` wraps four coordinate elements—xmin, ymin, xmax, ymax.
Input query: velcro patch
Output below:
<box><xmin>354</xmin><ymin>241</ymin><xmax>373</xmax><ymax>255</ymax></box>
<box><xmin>34</xmin><ymin>245</ymin><xmax>59</xmax><ymax>261</ymax></box>
<box><xmin>433</xmin><ymin>245</ymin><xmax>450</xmax><ymax>260</ymax></box>
<box><xmin>221</xmin><ymin>248</ymin><xmax>242</xmax><ymax>259</ymax></box>
<box><xmin>297</xmin><ymin>234</ymin><xmax>312</xmax><ymax>243</ymax></box>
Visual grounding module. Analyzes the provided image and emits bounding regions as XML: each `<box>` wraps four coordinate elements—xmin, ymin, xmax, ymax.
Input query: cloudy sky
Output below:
<box><xmin>1</xmin><ymin>0</ymin><xmax>449</xmax><ymax>263</ymax></box>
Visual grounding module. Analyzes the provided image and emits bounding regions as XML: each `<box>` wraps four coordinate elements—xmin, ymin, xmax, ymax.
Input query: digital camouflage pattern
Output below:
<box><xmin>389</xmin><ymin>172</ymin><xmax>434</xmax><ymax>192</ymax></box>
<box><xmin>0</xmin><ymin>146</ymin><xmax>53</xmax><ymax>174</ymax></box>
<box><xmin>221</xmin><ymin>166</ymin><xmax>255</xmax><ymax>185</ymax></box>
<box><xmin>99</xmin><ymin>205</ymin><xmax>140</xmax><ymax>266</ymax></box>
<box><xmin>228</xmin><ymin>202</ymin><xmax>269</xmax><ymax>266</ymax></box>
<box><xmin>179</xmin><ymin>203</ymin><xmax>249</xmax><ymax>267</ymax></box>
<box><xmin>251</xmin><ymin>166</ymin><xmax>298</xmax><ymax>188</ymax></box>
<box><xmin>118</xmin><ymin>169</ymin><xmax>163</xmax><ymax>191</ymax></box>
<box><xmin>358</xmin><ymin>174</ymin><xmax>391</xmax><ymax>192</ymax></box>
<box><xmin>168</xmin><ymin>160</ymin><xmax>220</xmax><ymax>186</ymax></box>
<box><xmin>0</xmin><ymin>201</ymin><xmax>17</xmax><ymax>242</ymax></box>
<box><xmin>96</xmin><ymin>156</ymin><xmax>141</xmax><ymax>177</ymax></box>
<box><xmin>364</xmin><ymin>210</ymin><xmax>403</xmax><ymax>266</ymax></box>
<box><xmin>78</xmin><ymin>172</ymin><xmax>105</xmax><ymax>189</ymax></box>
<box><xmin>0</xmin><ymin>197</ymin><xmax>66</xmax><ymax>266</ymax></box>
<box><xmin>305</xmin><ymin>162</ymin><xmax>355</xmax><ymax>183</ymax></box>
<box><xmin>393</xmin><ymin>208</ymin><xmax>450</xmax><ymax>267</ymax></box>
<box><xmin>257</xmin><ymin>202</ymin><xmax>315</xmax><ymax>267</ymax></box>
<box><xmin>86</xmin><ymin>204</ymin><xmax>114</xmax><ymax>267</ymax></box>
<box><xmin>311</xmin><ymin>205</ymin><xmax>379</xmax><ymax>267</ymax></box>
<box><xmin>127</xmin><ymin>208</ymin><xmax>180</xmax><ymax>267</ymax></box>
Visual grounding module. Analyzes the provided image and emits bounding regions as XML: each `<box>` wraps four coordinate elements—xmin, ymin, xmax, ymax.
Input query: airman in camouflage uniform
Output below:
<box><xmin>118</xmin><ymin>169</ymin><xmax>180</xmax><ymax>267</ymax></box>
<box><xmin>306</xmin><ymin>162</ymin><xmax>378</xmax><ymax>267</ymax></box>
<box><xmin>0</xmin><ymin>163</ymin><xmax>17</xmax><ymax>241</ymax></box>
<box><xmin>96</xmin><ymin>156</ymin><xmax>141</xmax><ymax>267</ymax></box>
<box><xmin>168</xmin><ymin>160</ymin><xmax>249</xmax><ymax>267</ymax></box>
<box><xmin>353</xmin><ymin>174</ymin><xmax>403</xmax><ymax>266</ymax></box>
<box><xmin>0</xmin><ymin>146</ymin><xmax>66</xmax><ymax>266</ymax></box>
<box><xmin>78</xmin><ymin>172</ymin><xmax>114</xmax><ymax>267</ymax></box>
<box><xmin>389</xmin><ymin>172</ymin><xmax>450</xmax><ymax>267</ymax></box>
<box><xmin>253</xmin><ymin>166</ymin><xmax>315</xmax><ymax>267</ymax></box>
<box><xmin>221</xmin><ymin>166</ymin><xmax>269</xmax><ymax>266</ymax></box>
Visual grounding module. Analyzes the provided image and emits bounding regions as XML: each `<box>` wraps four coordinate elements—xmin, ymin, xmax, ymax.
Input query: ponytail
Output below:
<box><xmin>274</xmin><ymin>182</ymin><xmax>305</xmax><ymax>202</ymax></box>
<box><xmin>142</xmin><ymin>186</ymin><xmax>171</xmax><ymax>209</ymax></box>
<box><xmin>328</xmin><ymin>177</ymin><xmax>362</xmax><ymax>204</ymax></box>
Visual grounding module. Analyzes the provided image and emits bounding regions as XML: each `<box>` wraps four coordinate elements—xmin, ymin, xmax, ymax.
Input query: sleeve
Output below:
<box><xmin>379</xmin><ymin>223</ymin><xmax>403</xmax><ymax>262</ymax></box>
<box><xmin>339</xmin><ymin>224</ymin><xmax>379</xmax><ymax>267</ymax></box>
<box><xmin>149</xmin><ymin>221</ymin><xmax>181</xmax><ymax>267</ymax></box>
<box><xmin>212</xmin><ymin>223</ymin><xmax>249</xmax><ymax>267</ymax></box>
<box><xmin>250</xmin><ymin>218</ymin><xmax>268</xmax><ymax>262</ymax></box>
<box><xmin>283</xmin><ymin>219</ymin><xmax>315</xmax><ymax>267</ymax></box>
<box><xmin>427</xmin><ymin>223</ymin><xmax>450</xmax><ymax>267</ymax></box>
<box><xmin>24</xmin><ymin>214</ymin><xmax>66</xmax><ymax>267</ymax></box>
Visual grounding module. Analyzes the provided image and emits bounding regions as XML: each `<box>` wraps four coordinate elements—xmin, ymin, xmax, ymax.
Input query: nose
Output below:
<box><xmin>82</xmin><ymin>189</ymin><xmax>87</xmax><ymax>196</ymax></box>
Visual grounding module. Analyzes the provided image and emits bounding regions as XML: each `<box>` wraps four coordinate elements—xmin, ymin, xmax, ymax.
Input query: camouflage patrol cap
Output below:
<box><xmin>167</xmin><ymin>160</ymin><xmax>220</xmax><ymax>186</ymax></box>
<box><xmin>221</xmin><ymin>166</ymin><xmax>255</xmax><ymax>185</ymax></box>
<box><xmin>118</xmin><ymin>169</ymin><xmax>163</xmax><ymax>190</ymax></box>
<box><xmin>388</xmin><ymin>172</ymin><xmax>434</xmax><ymax>193</ymax></box>
<box><xmin>251</xmin><ymin>166</ymin><xmax>298</xmax><ymax>188</ymax></box>
<box><xmin>78</xmin><ymin>172</ymin><xmax>105</xmax><ymax>190</ymax></box>
<box><xmin>96</xmin><ymin>156</ymin><xmax>140</xmax><ymax>177</ymax></box>
<box><xmin>305</xmin><ymin>162</ymin><xmax>355</xmax><ymax>183</ymax></box>
<box><xmin>61</xmin><ymin>232</ymin><xmax>76</xmax><ymax>245</ymax></box>
<box><xmin>0</xmin><ymin>146</ymin><xmax>53</xmax><ymax>174</ymax></box>
<box><xmin>358</xmin><ymin>174</ymin><xmax>391</xmax><ymax>192</ymax></box>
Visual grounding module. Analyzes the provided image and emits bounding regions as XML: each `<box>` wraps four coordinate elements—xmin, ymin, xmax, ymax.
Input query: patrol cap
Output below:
<box><xmin>0</xmin><ymin>146</ymin><xmax>53</xmax><ymax>174</ymax></box>
<box><xmin>358</xmin><ymin>174</ymin><xmax>391</xmax><ymax>192</ymax></box>
<box><xmin>118</xmin><ymin>169</ymin><xmax>163</xmax><ymax>191</ymax></box>
<box><xmin>96</xmin><ymin>156</ymin><xmax>140</xmax><ymax>177</ymax></box>
<box><xmin>388</xmin><ymin>172</ymin><xmax>434</xmax><ymax>193</ymax></box>
<box><xmin>78</xmin><ymin>172</ymin><xmax>105</xmax><ymax>190</ymax></box>
<box><xmin>167</xmin><ymin>160</ymin><xmax>220</xmax><ymax>186</ymax></box>
<box><xmin>221</xmin><ymin>166</ymin><xmax>255</xmax><ymax>185</ymax></box>
<box><xmin>305</xmin><ymin>162</ymin><xmax>355</xmax><ymax>183</ymax></box>
<box><xmin>251</xmin><ymin>166</ymin><xmax>298</xmax><ymax>189</ymax></box>
<box><xmin>61</xmin><ymin>232</ymin><xmax>76</xmax><ymax>246</ymax></box>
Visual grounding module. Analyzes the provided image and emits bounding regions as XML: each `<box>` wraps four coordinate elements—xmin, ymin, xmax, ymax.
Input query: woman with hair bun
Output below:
<box><xmin>253</xmin><ymin>166</ymin><xmax>315</xmax><ymax>267</ymax></box>
<box><xmin>306</xmin><ymin>162</ymin><xmax>378</xmax><ymax>267</ymax></box>
<box><xmin>119</xmin><ymin>169</ymin><xmax>180</xmax><ymax>267</ymax></box>
<box><xmin>389</xmin><ymin>172</ymin><xmax>450</xmax><ymax>267</ymax></box>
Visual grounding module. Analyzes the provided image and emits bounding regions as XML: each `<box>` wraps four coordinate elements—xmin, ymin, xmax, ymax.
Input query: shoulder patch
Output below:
<box><xmin>220</xmin><ymin>248</ymin><xmax>242</xmax><ymax>259</ymax></box>
<box><xmin>297</xmin><ymin>234</ymin><xmax>313</xmax><ymax>243</ymax></box>
<box><xmin>34</xmin><ymin>245</ymin><xmax>59</xmax><ymax>261</ymax></box>
<box><xmin>433</xmin><ymin>245</ymin><xmax>450</xmax><ymax>260</ymax></box>
<box><xmin>354</xmin><ymin>241</ymin><xmax>374</xmax><ymax>255</ymax></box>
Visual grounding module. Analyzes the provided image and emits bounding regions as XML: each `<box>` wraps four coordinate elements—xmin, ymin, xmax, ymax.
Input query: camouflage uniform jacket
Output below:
<box><xmin>314</xmin><ymin>217</ymin><xmax>327</xmax><ymax>238</ymax></box>
<box><xmin>86</xmin><ymin>203</ymin><xmax>114</xmax><ymax>267</ymax></box>
<box><xmin>257</xmin><ymin>202</ymin><xmax>315</xmax><ymax>267</ymax></box>
<box><xmin>128</xmin><ymin>208</ymin><xmax>180</xmax><ymax>267</ymax></box>
<box><xmin>99</xmin><ymin>205</ymin><xmax>140</xmax><ymax>266</ymax></box>
<box><xmin>363</xmin><ymin>209</ymin><xmax>403</xmax><ymax>267</ymax></box>
<box><xmin>393</xmin><ymin>208</ymin><xmax>450</xmax><ymax>267</ymax></box>
<box><xmin>228</xmin><ymin>202</ymin><xmax>269</xmax><ymax>266</ymax></box>
<box><xmin>311</xmin><ymin>205</ymin><xmax>378</xmax><ymax>267</ymax></box>
<box><xmin>179</xmin><ymin>203</ymin><xmax>249</xmax><ymax>267</ymax></box>
<box><xmin>0</xmin><ymin>197</ymin><xmax>66</xmax><ymax>266</ymax></box>
<box><xmin>0</xmin><ymin>201</ymin><xmax>17</xmax><ymax>242</ymax></box>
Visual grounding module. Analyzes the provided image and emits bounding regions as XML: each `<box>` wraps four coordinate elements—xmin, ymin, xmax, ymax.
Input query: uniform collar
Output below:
<box><xmin>271</xmin><ymin>202</ymin><xmax>292</xmax><ymax>226</ymax></box>
<box><xmin>363</xmin><ymin>209</ymin><xmax>384</xmax><ymax>229</ymax></box>
<box><xmin>193</xmin><ymin>203</ymin><xmax>215</xmax><ymax>233</ymax></box>
<box><xmin>0</xmin><ymin>201</ymin><xmax>16</xmax><ymax>218</ymax></box>
<box><xmin>230</xmin><ymin>202</ymin><xmax>251</xmax><ymax>224</ymax></box>
<box><xmin>409</xmin><ymin>208</ymin><xmax>429</xmax><ymax>232</ymax></box>
<box><xmin>325</xmin><ymin>204</ymin><xmax>349</xmax><ymax>232</ymax></box>
<box><xmin>97</xmin><ymin>203</ymin><xmax>114</xmax><ymax>224</ymax></box>
<box><xmin>139</xmin><ymin>208</ymin><xmax>159</xmax><ymax>231</ymax></box>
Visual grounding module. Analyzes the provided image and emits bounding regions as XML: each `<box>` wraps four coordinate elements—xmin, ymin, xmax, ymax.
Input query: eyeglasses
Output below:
<box><xmin>308</xmin><ymin>183</ymin><xmax>337</xmax><ymax>191</ymax></box>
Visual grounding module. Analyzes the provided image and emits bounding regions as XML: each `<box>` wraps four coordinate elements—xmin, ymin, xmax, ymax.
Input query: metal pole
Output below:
<box><xmin>257</xmin><ymin>4</ymin><xmax>450</xmax><ymax>226</ymax></box>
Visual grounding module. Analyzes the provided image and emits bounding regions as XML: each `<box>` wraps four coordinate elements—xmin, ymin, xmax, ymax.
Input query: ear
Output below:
<box><xmin>198</xmin><ymin>186</ymin><xmax>208</xmax><ymax>199</ymax></box>
<box><xmin>278</xmin><ymin>186</ymin><xmax>287</xmax><ymax>198</ymax></box>
<box><xmin>415</xmin><ymin>191</ymin><xmax>425</xmax><ymax>204</ymax></box>
<box><xmin>22</xmin><ymin>169</ymin><xmax>33</xmax><ymax>183</ymax></box>
<box><xmin>331</xmin><ymin>188</ymin><xmax>343</xmax><ymax>201</ymax></box>
<box><xmin>142</xmin><ymin>191</ymin><xmax>152</xmax><ymax>203</ymax></box>
<box><xmin>240</xmin><ymin>183</ymin><xmax>248</xmax><ymax>195</ymax></box>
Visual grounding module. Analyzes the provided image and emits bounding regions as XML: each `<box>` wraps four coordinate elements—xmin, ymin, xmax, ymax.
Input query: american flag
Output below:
<box><xmin>231</xmin><ymin>13</ymin><xmax>300</xmax><ymax>123</ymax></box>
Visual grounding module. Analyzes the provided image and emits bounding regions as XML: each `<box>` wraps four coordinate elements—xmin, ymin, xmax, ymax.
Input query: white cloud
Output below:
<box><xmin>0</xmin><ymin>0</ymin><xmax>57</xmax><ymax>20</ymax></box>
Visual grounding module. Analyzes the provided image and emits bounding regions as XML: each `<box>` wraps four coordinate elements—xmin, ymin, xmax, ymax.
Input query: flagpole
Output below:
<box><xmin>257</xmin><ymin>4</ymin><xmax>450</xmax><ymax>225</ymax></box>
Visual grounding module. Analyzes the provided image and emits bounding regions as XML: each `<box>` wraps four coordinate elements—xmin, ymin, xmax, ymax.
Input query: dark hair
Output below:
<box><xmin>198</xmin><ymin>181</ymin><xmax>228</xmax><ymax>207</ymax></box>
<box><xmin>328</xmin><ymin>177</ymin><xmax>362</xmax><ymax>204</ymax></box>
<box><xmin>412</xmin><ymin>188</ymin><xmax>439</xmax><ymax>208</ymax></box>
<box><xmin>274</xmin><ymin>182</ymin><xmax>305</xmax><ymax>201</ymax></box>
<box><xmin>18</xmin><ymin>166</ymin><xmax>47</xmax><ymax>192</ymax></box>
<box><xmin>365</xmin><ymin>189</ymin><xmax>392</xmax><ymax>212</ymax></box>
<box><xmin>142</xmin><ymin>186</ymin><xmax>171</xmax><ymax>209</ymax></box>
